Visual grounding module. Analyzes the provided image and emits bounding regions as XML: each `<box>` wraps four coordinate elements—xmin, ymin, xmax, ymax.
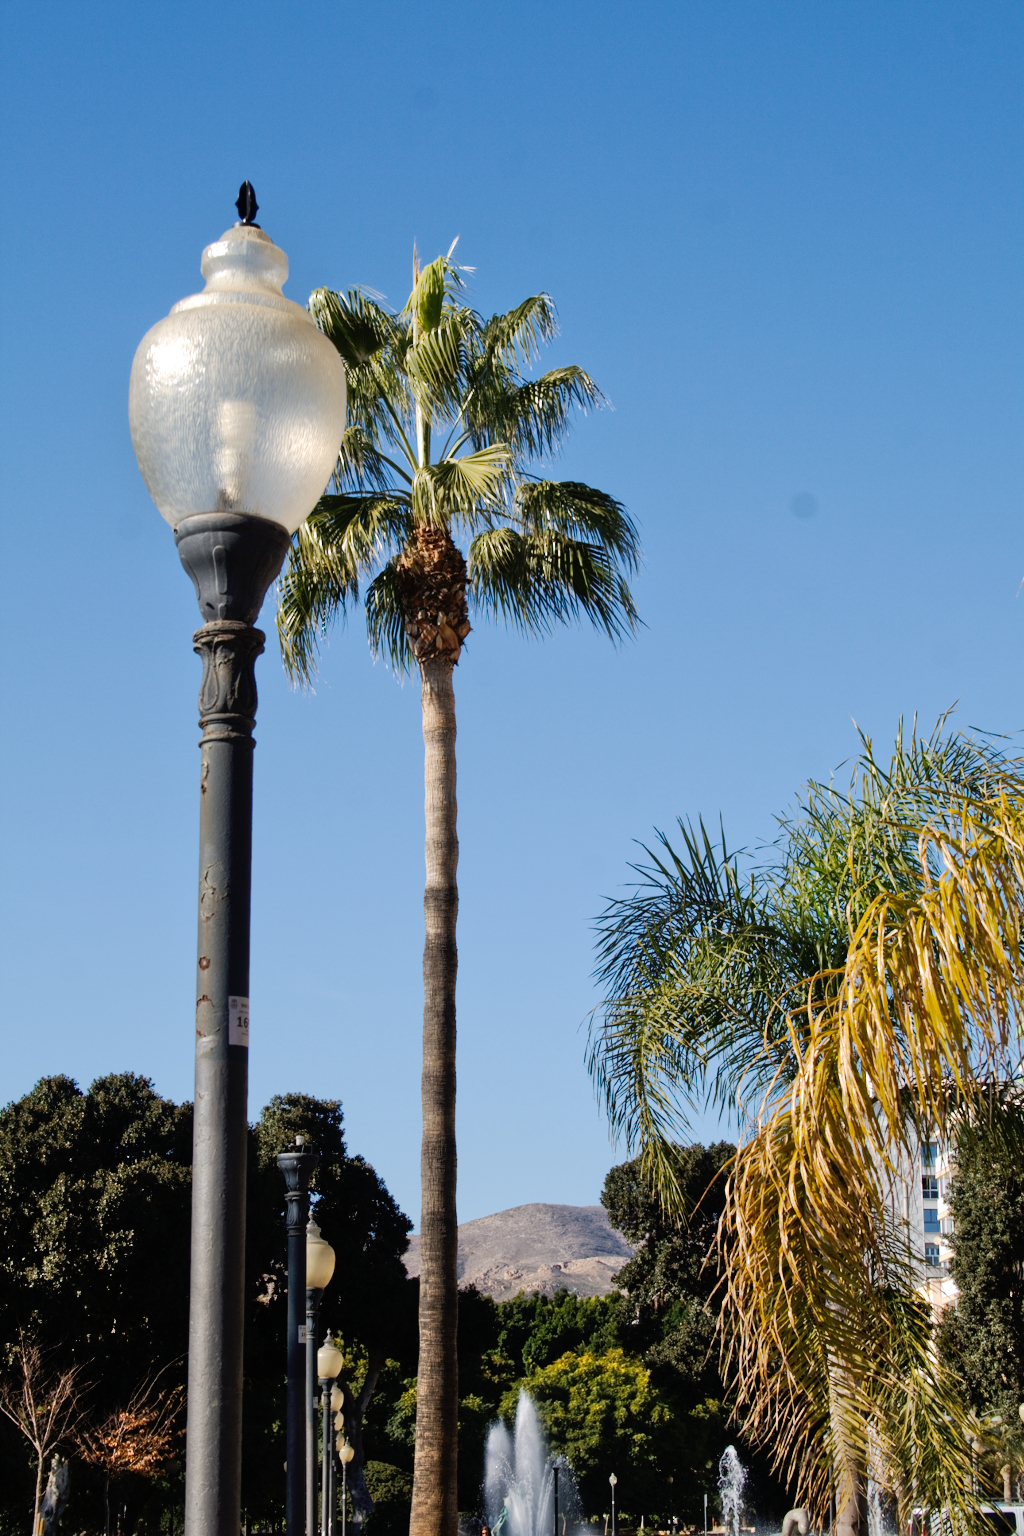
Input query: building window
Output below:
<box><xmin>925</xmin><ymin>1243</ymin><xmax>940</xmax><ymax>1265</ymax></box>
<box><xmin>922</xmin><ymin>1176</ymin><xmax>939</xmax><ymax>1199</ymax></box>
<box><xmin>923</xmin><ymin>1206</ymin><xmax>940</xmax><ymax>1232</ymax></box>
<box><xmin>921</xmin><ymin>1142</ymin><xmax>937</xmax><ymax>1167</ymax></box>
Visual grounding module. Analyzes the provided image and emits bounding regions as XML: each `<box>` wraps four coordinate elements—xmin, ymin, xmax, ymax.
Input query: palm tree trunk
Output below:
<box><xmin>409</xmin><ymin>655</ymin><xmax>459</xmax><ymax>1536</ymax></box>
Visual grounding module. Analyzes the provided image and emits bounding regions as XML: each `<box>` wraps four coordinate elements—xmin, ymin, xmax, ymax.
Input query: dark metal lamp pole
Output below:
<box><xmin>128</xmin><ymin>188</ymin><xmax>346</xmax><ymax>1536</ymax></box>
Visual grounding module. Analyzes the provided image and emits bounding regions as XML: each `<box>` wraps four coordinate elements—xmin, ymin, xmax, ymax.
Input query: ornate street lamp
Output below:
<box><xmin>317</xmin><ymin>1338</ymin><xmax>344</xmax><ymax>1536</ymax></box>
<box><xmin>277</xmin><ymin>1138</ymin><xmax>318</xmax><ymax>1536</ymax></box>
<box><xmin>128</xmin><ymin>184</ymin><xmax>346</xmax><ymax>1536</ymax></box>
<box><xmin>609</xmin><ymin>1473</ymin><xmax>618</xmax><ymax>1536</ymax></box>
<box><xmin>306</xmin><ymin>1221</ymin><xmax>336</xmax><ymax>1533</ymax></box>
<box><xmin>329</xmin><ymin>1388</ymin><xmax>345</xmax><ymax>1536</ymax></box>
<box><xmin>336</xmin><ymin>1438</ymin><xmax>355</xmax><ymax>1536</ymax></box>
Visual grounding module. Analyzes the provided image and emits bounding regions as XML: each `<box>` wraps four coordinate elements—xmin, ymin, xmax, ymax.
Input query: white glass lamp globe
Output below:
<box><xmin>317</xmin><ymin>1339</ymin><xmax>344</xmax><ymax>1380</ymax></box>
<box><xmin>128</xmin><ymin>221</ymin><xmax>346</xmax><ymax>533</ymax></box>
<box><xmin>306</xmin><ymin>1220</ymin><xmax>336</xmax><ymax>1291</ymax></box>
<box><xmin>337</xmin><ymin>1439</ymin><xmax>355</xmax><ymax>1465</ymax></box>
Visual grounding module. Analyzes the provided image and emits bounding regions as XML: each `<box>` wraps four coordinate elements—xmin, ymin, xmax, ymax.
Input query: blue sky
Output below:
<box><xmin>0</xmin><ymin>0</ymin><xmax>1021</xmax><ymax>1226</ymax></box>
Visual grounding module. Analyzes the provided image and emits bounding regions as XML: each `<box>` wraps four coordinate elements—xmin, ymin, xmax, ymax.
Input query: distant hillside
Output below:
<box><xmin>403</xmin><ymin>1202</ymin><xmax>634</xmax><ymax>1300</ymax></box>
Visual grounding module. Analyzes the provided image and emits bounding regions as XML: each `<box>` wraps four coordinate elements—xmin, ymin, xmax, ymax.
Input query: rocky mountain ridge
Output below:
<box><xmin>403</xmin><ymin>1202</ymin><xmax>633</xmax><ymax>1300</ymax></box>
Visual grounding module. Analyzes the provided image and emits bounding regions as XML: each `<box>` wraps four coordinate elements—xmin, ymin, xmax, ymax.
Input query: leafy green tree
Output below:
<box><xmin>501</xmin><ymin>1347</ymin><xmax>672</xmax><ymax>1518</ymax></box>
<box><xmin>0</xmin><ymin>1073</ymin><xmax>193</xmax><ymax>1535</ymax></box>
<box><xmin>277</xmin><ymin>248</ymin><xmax>639</xmax><ymax>1536</ymax></box>
<box><xmin>0</xmin><ymin>1077</ymin><xmax>412</xmax><ymax>1536</ymax></box>
<box><xmin>938</xmin><ymin>1109</ymin><xmax>1024</xmax><ymax>1479</ymax></box>
<box><xmin>588</xmin><ymin>723</ymin><xmax>1024</xmax><ymax>1530</ymax></box>
<box><xmin>603</xmin><ymin>1146</ymin><xmax>789</xmax><ymax>1522</ymax></box>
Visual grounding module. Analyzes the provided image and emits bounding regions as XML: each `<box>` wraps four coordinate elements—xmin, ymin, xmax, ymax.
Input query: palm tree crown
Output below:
<box><xmin>277</xmin><ymin>246</ymin><xmax>639</xmax><ymax>676</ymax></box>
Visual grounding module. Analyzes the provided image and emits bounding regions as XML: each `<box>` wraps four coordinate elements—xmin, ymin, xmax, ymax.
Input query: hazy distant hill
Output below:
<box><xmin>403</xmin><ymin>1202</ymin><xmax>633</xmax><ymax>1300</ymax></box>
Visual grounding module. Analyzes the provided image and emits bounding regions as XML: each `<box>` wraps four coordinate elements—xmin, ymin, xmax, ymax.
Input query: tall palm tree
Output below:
<box><xmin>589</xmin><ymin>721</ymin><xmax>1024</xmax><ymax>1532</ymax></box>
<box><xmin>277</xmin><ymin>247</ymin><xmax>639</xmax><ymax>1536</ymax></box>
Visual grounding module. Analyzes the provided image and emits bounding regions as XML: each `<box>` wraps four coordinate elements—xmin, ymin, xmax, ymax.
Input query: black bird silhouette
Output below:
<box><xmin>235</xmin><ymin>182</ymin><xmax>259</xmax><ymax>226</ymax></box>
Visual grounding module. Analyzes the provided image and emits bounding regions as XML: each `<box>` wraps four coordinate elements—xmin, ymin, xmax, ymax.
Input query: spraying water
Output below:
<box><xmin>484</xmin><ymin>1392</ymin><xmax>587</xmax><ymax>1536</ymax></box>
<box><xmin>718</xmin><ymin>1446</ymin><xmax>747</xmax><ymax>1536</ymax></box>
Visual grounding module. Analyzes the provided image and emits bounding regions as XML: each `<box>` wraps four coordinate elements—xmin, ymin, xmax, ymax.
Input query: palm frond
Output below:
<box><xmin>309</xmin><ymin>287</ymin><xmax>393</xmax><ymax>367</ymax></box>
<box><xmin>479</xmin><ymin>294</ymin><xmax>558</xmax><ymax>369</ymax></box>
<box><xmin>403</xmin><ymin>245</ymin><xmax>471</xmax><ymax>335</ymax></box>
<box><xmin>515</xmin><ymin>480</ymin><xmax>640</xmax><ymax>568</ymax></box>
<box><xmin>412</xmin><ymin>446</ymin><xmax>513</xmax><ymax>527</ymax></box>
<box><xmin>335</xmin><ymin>425</ymin><xmax>410</xmax><ymax>493</ymax></box>
<box><xmin>470</xmin><ymin>368</ymin><xmax>605</xmax><ymax>457</ymax></box>
<box><xmin>364</xmin><ymin>561</ymin><xmax>412</xmax><ymax>673</ymax></box>
<box><xmin>406</xmin><ymin>309</ymin><xmax>477</xmax><ymax>420</ymax></box>
<box><xmin>469</xmin><ymin>527</ymin><xmax>639</xmax><ymax>641</ymax></box>
<box><xmin>276</xmin><ymin>493</ymin><xmax>410</xmax><ymax>684</ymax></box>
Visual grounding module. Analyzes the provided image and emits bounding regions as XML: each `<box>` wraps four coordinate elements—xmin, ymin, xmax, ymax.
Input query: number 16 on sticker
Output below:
<box><xmin>229</xmin><ymin>996</ymin><xmax>250</xmax><ymax>1048</ymax></box>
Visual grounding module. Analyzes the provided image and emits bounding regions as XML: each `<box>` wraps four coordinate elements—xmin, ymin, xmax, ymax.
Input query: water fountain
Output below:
<box><xmin>484</xmin><ymin>1391</ymin><xmax>587</xmax><ymax>1536</ymax></box>
<box><xmin>719</xmin><ymin>1446</ymin><xmax>747</xmax><ymax>1536</ymax></box>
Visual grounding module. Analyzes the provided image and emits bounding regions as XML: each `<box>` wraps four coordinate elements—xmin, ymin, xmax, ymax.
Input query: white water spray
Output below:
<box><xmin>718</xmin><ymin>1446</ymin><xmax>747</xmax><ymax>1536</ymax></box>
<box><xmin>484</xmin><ymin>1392</ymin><xmax>587</xmax><ymax>1536</ymax></box>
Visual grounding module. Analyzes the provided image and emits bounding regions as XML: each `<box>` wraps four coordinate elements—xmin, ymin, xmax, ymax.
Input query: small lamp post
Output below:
<box><xmin>277</xmin><ymin>1138</ymin><xmax>318</xmax><ymax>1536</ymax></box>
<box><xmin>609</xmin><ymin>1474</ymin><xmax>617</xmax><ymax>1536</ymax></box>
<box><xmin>336</xmin><ymin>1439</ymin><xmax>355</xmax><ymax>1536</ymax></box>
<box><xmin>329</xmin><ymin>1389</ymin><xmax>344</xmax><ymax>1536</ymax></box>
<box><xmin>128</xmin><ymin>185</ymin><xmax>345</xmax><ymax>1536</ymax></box>
<box><xmin>667</xmin><ymin>1475</ymin><xmax>675</xmax><ymax>1535</ymax></box>
<box><xmin>552</xmin><ymin>1461</ymin><xmax>559</xmax><ymax>1536</ymax></box>
<box><xmin>306</xmin><ymin>1224</ymin><xmax>336</xmax><ymax>1535</ymax></box>
<box><xmin>317</xmin><ymin>1338</ymin><xmax>344</xmax><ymax>1536</ymax></box>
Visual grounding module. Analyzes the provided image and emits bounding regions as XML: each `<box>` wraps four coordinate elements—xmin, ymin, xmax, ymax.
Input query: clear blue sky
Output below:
<box><xmin>0</xmin><ymin>0</ymin><xmax>1020</xmax><ymax>1226</ymax></box>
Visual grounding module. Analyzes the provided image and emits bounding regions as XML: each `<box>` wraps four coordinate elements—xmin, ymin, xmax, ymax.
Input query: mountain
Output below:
<box><xmin>403</xmin><ymin>1202</ymin><xmax>633</xmax><ymax>1300</ymax></box>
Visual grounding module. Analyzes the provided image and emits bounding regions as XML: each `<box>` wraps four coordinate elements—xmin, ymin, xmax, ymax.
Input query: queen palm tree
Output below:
<box><xmin>589</xmin><ymin>721</ymin><xmax>1024</xmax><ymax>1533</ymax></box>
<box><xmin>277</xmin><ymin>247</ymin><xmax>639</xmax><ymax>1536</ymax></box>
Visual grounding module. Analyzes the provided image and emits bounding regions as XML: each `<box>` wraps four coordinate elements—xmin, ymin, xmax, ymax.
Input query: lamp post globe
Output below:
<box><xmin>337</xmin><ymin>1441</ymin><xmax>355</xmax><ymax>1536</ymax></box>
<box><xmin>128</xmin><ymin>184</ymin><xmax>345</xmax><ymax>1536</ymax></box>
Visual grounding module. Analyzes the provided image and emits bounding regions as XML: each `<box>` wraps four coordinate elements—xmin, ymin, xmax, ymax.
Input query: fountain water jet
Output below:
<box><xmin>484</xmin><ymin>1392</ymin><xmax>587</xmax><ymax>1536</ymax></box>
<box><xmin>719</xmin><ymin>1446</ymin><xmax>747</xmax><ymax>1536</ymax></box>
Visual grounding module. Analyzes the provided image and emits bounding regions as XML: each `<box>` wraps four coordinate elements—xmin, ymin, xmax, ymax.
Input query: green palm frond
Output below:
<box><xmin>334</xmin><ymin>426</ymin><xmax>411</xmax><ymax>493</ymax></box>
<box><xmin>471</xmin><ymin>368</ymin><xmax>605</xmax><ymax>457</ymax></box>
<box><xmin>413</xmin><ymin>445</ymin><xmax>513</xmax><ymax>527</ymax></box>
<box><xmin>364</xmin><ymin>562</ymin><xmax>411</xmax><ymax>672</ymax></box>
<box><xmin>468</xmin><ymin>526</ymin><xmax>639</xmax><ymax>640</ymax></box>
<box><xmin>406</xmin><ymin>309</ymin><xmax>477</xmax><ymax>420</ymax></box>
<box><xmin>276</xmin><ymin>493</ymin><xmax>410</xmax><ymax>684</ymax></box>
<box><xmin>403</xmin><ymin>244</ymin><xmax>470</xmax><ymax>334</ymax></box>
<box><xmin>309</xmin><ymin>287</ymin><xmax>392</xmax><ymax>366</ymax></box>
<box><xmin>478</xmin><ymin>294</ymin><xmax>558</xmax><ymax>369</ymax></box>
<box><xmin>515</xmin><ymin>480</ymin><xmax>640</xmax><ymax>567</ymax></box>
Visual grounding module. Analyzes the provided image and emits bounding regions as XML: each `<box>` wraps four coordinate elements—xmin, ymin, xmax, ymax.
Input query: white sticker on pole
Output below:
<box><xmin>228</xmin><ymin>996</ymin><xmax>250</xmax><ymax>1047</ymax></box>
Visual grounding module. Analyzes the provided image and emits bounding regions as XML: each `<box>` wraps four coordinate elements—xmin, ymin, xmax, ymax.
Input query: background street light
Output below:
<box><xmin>337</xmin><ymin>1439</ymin><xmax>355</xmax><ymax>1536</ymax></box>
<box><xmin>317</xmin><ymin>1337</ymin><xmax>344</xmax><ymax>1536</ymax></box>
<box><xmin>128</xmin><ymin>184</ymin><xmax>346</xmax><ymax>1536</ymax></box>
<box><xmin>306</xmin><ymin>1222</ymin><xmax>336</xmax><ymax>1536</ymax></box>
<box><xmin>328</xmin><ymin>1388</ymin><xmax>344</xmax><ymax>1536</ymax></box>
<box><xmin>609</xmin><ymin>1473</ymin><xmax>617</xmax><ymax>1536</ymax></box>
<box><xmin>277</xmin><ymin>1138</ymin><xmax>318</xmax><ymax>1536</ymax></box>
